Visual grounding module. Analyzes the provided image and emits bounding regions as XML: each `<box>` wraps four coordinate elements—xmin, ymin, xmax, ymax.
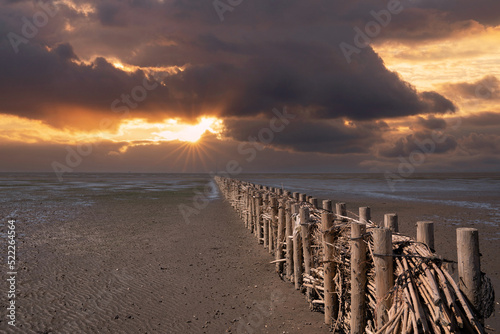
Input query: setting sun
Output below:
<box><xmin>151</xmin><ymin>117</ymin><xmax>222</xmax><ymax>143</ymax></box>
<box><xmin>0</xmin><ymin>114</ymin><xmax>223</xmax><ymax>146</ymax></box>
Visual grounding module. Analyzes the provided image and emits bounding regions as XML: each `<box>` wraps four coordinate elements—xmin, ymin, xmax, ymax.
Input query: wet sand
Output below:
<box><xmin>0</xmin><ymin>178</ymin><xmax>498</xmax><ymax>333</ymax></box>
<box><xmin>1</xmin><ymin>188</ymin><xmax>326</xmax><ymax>333</ymax></box>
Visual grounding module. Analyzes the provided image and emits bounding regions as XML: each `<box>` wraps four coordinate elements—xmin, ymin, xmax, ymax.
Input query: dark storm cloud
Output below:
<box><xmin>223</xmin><ymin>117</ymin><xmax>389</xmax><ymax>154</ymax></box>
<box><xmin>0</xmin><ymin>41</ymin><xmax>168</xmax><ymax>128</ymax></box>
<box><xmin>417</xmin><ymin>115</ymin><xmax>447</xmax><ymax>130</ymax></box>
<box><xmin>462</xmin><ymin>112</ymin><xmax>500</xmax><ymax>127</ymax></box>
<box><xmin>0</xmin><ymin>0</ymin><xmax>458</xmax><ymax>127</ymax></box>
<box><xmin>378</xmin><ymin>131</ymin><xmax>458</xmax><ymax>158</ymax></box>
<box><xmin>416</xmin><ymin>0</ymin><xmax>500</xmax><ymax>27</ymax></box>
<box><xmin>459</xmin><ymin>133</ymin><xmax>500</xmax><ymax>155</ymax></box>
<box><xmin>96</xmin><ymin>3</ymin><xmax>123</xmax><ymax>26</ymax></box>
<box><xmin>355</xmin><ymin>0</ymin><xmax>500</xmax><ymax>42</ymax></box>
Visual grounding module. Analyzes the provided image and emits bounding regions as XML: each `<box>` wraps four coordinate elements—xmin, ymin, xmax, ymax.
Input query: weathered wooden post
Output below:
<box><xmin>457</xmin><ymin>228</ymin><xmax>482</xmax><ymax>316</ymax></box>
<box><xmin>323</xmin><ymin>200</ymin><xmax>332</xmax><ymax>212</ymax></box>
<box><xmin>256</xmin><ymin>195</ymin><xmax>263</xmax><ymax>243</ymax></box>
<box><xmin>373</xmin><ymin>227</ymin><xmax>393</xmax><ymax>329</ymax></box>
<box><xmin>263</xmin><ymin>194</ymin><xmax>269</xmax><ymax>248</ymax></box>
<box><xmin>309</xmin><ymin>197</ymin><xmax>318</xmax><ymax>209</ymax></box>
<box><xmin>336</xmin><ymin>202</ymin><xmax>347</xmax><ymax>221</ymax></box>
<box><xmin>351</xmin><ymin>222</ymin><xmax>367</xmax><ymax>333</ymax></box>
<box><xmin>322</xmin><ymin>200</ymin><xmax>335</xmax><ymax>326</ymax></box>
<box><xmin>269</xmin><ymin>197</ymin><xmax>278</xmax><ymax>254</ymax></box>
<box><xmin>299</xmin><ymin>193</ymin><xmax>307</xmax><ymax>202</ymax></box>
<box><xmin>417</xmin><ymin>221</ymin><xmax>434</xmax><ymax>251</ymax></box>
<box><xmin>292</xmin><ymin>204</ymin><xmax>303</xmax><ymax>290</ymax></box>
<box><xmin>276</xmin><ymin>199</ymin><xmax>286</xmax><ymax>274</ymax></box>
<box><xmin>384</xmin><ymin>213</ymin><xmax>398</xmax><ymax>232</ymax></box>
<box><xmin>359</xmin><ymin>207</ymin><xmax>371</xmax><ymax>224</ymax></box>
<box><xmin>300</xmin><ymin>207</ymin><xmax>312</xmax><ymax>301</ymax></box>
<box><xmin>249</xmin><ymin>191</ymin><xmax>255</xmax><ymax>233</ymax></box>
<box><xmin>244</xmin><ymin>192</ymin><xmax>249</xmax><ymax>228</ymax></box>
<box><xmin>285</xmin><ymin>201</ymin><xmax>294</xmax><ymax>281</ymax></box>
<box><xmin>238</xmin><ymin>186</ymin><xmax>242</xmax><ymax>218</ymax></box>
<box><xmin>293</xmin><ymin>192</ymin><xmax>299</xmax><ymax>201</ymax></box>
<box><xmin>253</xmin><ymin>193</ymin><xmax>259</xmax><ymax>237</ymax></box>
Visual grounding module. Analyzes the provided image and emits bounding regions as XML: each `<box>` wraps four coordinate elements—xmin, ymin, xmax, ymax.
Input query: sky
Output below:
<box><xmin>0</xmin><ymin>0</ymin><xmax>499</xmax><ymax>176</ymax></box>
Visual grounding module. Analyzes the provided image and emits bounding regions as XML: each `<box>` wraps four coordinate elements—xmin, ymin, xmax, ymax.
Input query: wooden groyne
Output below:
<box><xmin>214</xmin><ymin>177</ymin><xmax>495</xmax><ymax>334</ymax></box>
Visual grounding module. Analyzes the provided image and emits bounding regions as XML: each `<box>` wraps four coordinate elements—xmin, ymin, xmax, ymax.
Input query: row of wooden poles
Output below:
<box><xmin>214</xmin><ymin>176</ymin><xmax>493</xmax><ymax>333</ymax></box>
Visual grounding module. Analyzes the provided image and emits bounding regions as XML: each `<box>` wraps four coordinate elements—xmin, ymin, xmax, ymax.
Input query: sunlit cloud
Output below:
<box><xmin>374</xmin><ymin>25</ymin><xmax>500</xmax><ymax>93</ymax></box>
<box><xmin>108</xmin><ymin>58</ymin><xmax>186</xmax><ymax>76</ymax></box>
<box><xmin>0</xmin><ymin>114</ymin><xmax>223</xmax><ymax>147</ymax></box>
<box><xmin>115</xmin><ymin>117</ymin><xmax>223</xmax><ymax>143</ymax></box>
<box><xmin>56</xmin><ymin>0</ymin><xmax>96</xmax><ymax>16</ymax></box>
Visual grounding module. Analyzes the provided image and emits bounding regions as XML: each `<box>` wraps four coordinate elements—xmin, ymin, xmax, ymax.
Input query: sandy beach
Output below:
<box><xmin>0</xmin><ymin>176</ymin><xmax>326</xmax><ymax>333</ymax></box>
<box><xmin>0</xmin><ymin>173</ymin><xmax>498</xmax><ymax>333</ymax></box>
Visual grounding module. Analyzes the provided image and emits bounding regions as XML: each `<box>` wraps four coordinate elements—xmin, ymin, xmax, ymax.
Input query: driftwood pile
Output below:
<box><xmin>215</xmin><ymin>177</ymin><xmax>495</xmax><ymax>333</ymax></box>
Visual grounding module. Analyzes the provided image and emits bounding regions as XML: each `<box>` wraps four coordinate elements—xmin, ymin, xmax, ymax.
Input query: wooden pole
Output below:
<box><xmin>359</xmin><ymin>207</ymin><xmax>371</xmax><ymax>225</ymax></box>
<box><xmin>417</xmin><ymin>221</ymin><xmax>434</xmax><ymax>251</ymax></box>
<box><xmin>250</xmin><ymin>191</ymin><xmax>255</xmax><ymax>233</ymax></box>
<box><xmin>300</xmin><ymin>207</ymin><xmax>312</xmax><ymax>301</ymax></box>
<box><xmin>384</xmin><ymin>213</ymin><xmax>398</xmax><ymax>232</ymax></box>
<box><xmin>237</xmin><ymin>186</ymin><xmax>241</xmax><ymax>218</ymax></box>
<box><xmin>248</xmin><ymin>192</ymin><xmax>253</xmax><ymax>229</ymax></box>
<box><xmin>299</xmin><ymin>193</ymin><xmax>307</xmax><ymax>202</ymax></box>
<box><xmin>256</xmin><ymin>195</ymin><xmax>262</xmax><ymax>243</ymax></box>
<box><xmin>293</xmin><ymin>192</ymin><xmax>299</xmax><ymax>201</ymax></box>
<box><xmin>309</xmin><ymin>197</ymin><xmax>318</xmax><ymax>209</ymax></box>
<box><xmin>253</xmin><ymin>191</ymin><xmax>258</xmax><ymax>233</ymax></box>
<box><xmin>285</xmin><ymin>200</ymin><xmax>294</xmax><ymax>281</ymax></box>
<box><xmin>336</xmin><ymin>202</ymin><xmax>347</xmax><ymax>221</ymax></box>
<box><xmin>269</xmin><ymin>197</ymin><xmax>277</xmax><ymax>254</ymax></box>
<box><xmin>276</xmin><ymin>199</ymin><xmax>286</xmax><ymax>274</ymax></box>
<box><xmin>457</xmin><ymin>228</ymin><xmax>482</xmax><ymax>316</ymax></box>
<box><xmin>244</xmin><ymin>192</ymin><xmax>249</xmax><ymax>228</ymax></box>
<box><xmin>322</xmin><ymin>202</ymin><xmax>335</xmax><ymax>326</ymax></box>
<box><xmin>263</xmin><ymin>195</ymin><xmax>269</xmax><ymax>248</ymax></box>
<box><xmin>292</xmin><ymin>204</ymin><xmax>303</xmax><ymax>289</ymax></box>
<box><xmin>323</xmin><ymin>200</ymin><xmax>332</xmax><ymax>212</ymax></box>
<box><xmin>373</xmin><ymin>227</ymin><xmax>393</xmax><ymax>329</ymax></box>
<box><xmin>351</xmin><ymin>222</ymin><xmax>367</xmax><ymax>333</ymax></box>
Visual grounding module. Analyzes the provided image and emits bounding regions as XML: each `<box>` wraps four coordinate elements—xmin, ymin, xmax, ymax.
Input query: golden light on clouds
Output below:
<box><xmin>373</xmin><ymin>26</ymin><xmax>500</xmax><ymax>92</ymax></box>
<box><xmin>57</xmin><ymin>0</ymin><xmax>96</xmax><ymax>16</ymax></box>
<box><xmin>0</xmin><ymin>114</ymin><xmax>223</xmax><ymax>146</ymax></box>
<box><xmin>115</xmin><ymin>117</ymin><xmax>223</xmax><ymax>143</ymax></box>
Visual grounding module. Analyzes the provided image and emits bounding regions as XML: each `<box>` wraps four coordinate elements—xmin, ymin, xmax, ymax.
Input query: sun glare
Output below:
<box><xmin>0</xmin><ymin>114</ymin><xmax>223</xmax><ymax>146</ymax></box>
<box><xmin>114</xmin><ymin>117</ymin><xmax>222</xmax><ymax>144</ymax></box>
<box><xmin>152</xmin><ymin>117</ymin><xmax>222</xmax><ymax>143</ymax></box>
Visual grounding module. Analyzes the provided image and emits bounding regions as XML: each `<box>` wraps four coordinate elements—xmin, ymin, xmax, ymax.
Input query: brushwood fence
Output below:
<box><xmin>214</xmin><ymin>177</ymin><xmax>495</xmax><ymax>334</ymax></box>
